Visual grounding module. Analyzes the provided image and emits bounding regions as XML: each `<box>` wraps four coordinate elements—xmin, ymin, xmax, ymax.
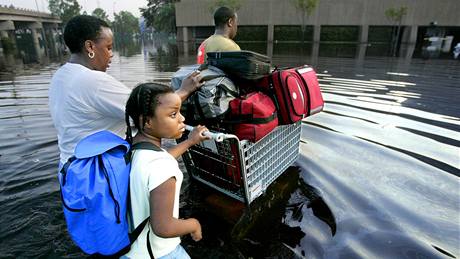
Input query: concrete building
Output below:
<box><xmin>175</xmin><ymin>0</ymin><xmax>460</xmax><ymax>59</ymax></box>
<box><xmin>0</xmin><ymin>6</ymin><xmax>62</xmax><ymax>65</ymax></box>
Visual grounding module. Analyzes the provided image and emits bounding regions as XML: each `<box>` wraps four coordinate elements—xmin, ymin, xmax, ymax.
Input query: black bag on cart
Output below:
<box><xmin>206</xmin><ymin>51</ymin><xmax>271</xmax><ymax>81</ymax></box>
<box><xmin>171</xmin><ymin>64</ymin><xmax>239</xmax><ymax>123</ymax></box>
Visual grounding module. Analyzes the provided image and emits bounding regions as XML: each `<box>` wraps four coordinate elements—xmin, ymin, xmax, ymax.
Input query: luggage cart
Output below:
<box><xmin>182</xmin><ymin>121</ymin><xmax>301</xmax><ymax>205</ymax></box>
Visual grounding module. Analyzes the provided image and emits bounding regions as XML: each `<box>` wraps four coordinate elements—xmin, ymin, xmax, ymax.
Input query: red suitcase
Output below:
<box><xmin>258</xmin><ymin>65</ymin><xmax>324</xmax><ymax>125</ymax></box>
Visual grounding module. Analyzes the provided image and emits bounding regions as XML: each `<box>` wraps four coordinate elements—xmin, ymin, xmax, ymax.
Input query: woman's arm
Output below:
<box><xmin>175</xmin><ymin>70</ymin><xmax>204</xmax><ymax>101</ymax></box>
<box><xmin>167</xmin><ymin>125</ymin><xmax>209</xmax><ymax>159</ymax></box>
<box><xmin>149</xmin><ymin>178</ymin><xmax>202</xmax><ymax>241</ymax></box>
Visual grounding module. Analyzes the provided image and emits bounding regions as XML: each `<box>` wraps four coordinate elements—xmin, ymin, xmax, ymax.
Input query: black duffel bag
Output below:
<box><xmin>206</xmin><ymin>50</ymin><xmax>271</xmax><ymax>81</ymax></box>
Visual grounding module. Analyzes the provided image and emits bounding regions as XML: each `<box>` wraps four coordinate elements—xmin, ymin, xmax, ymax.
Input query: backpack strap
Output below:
<box><xmin>129</xmin><ymin>217</ymin><xmax>150</xmax><ymax>243</ymax></box>
<box><xmin>110</xmin><ymin>217</ymin><xmax>150</xmax><ymax>258</ymax></box>
<box><xmin>128</xmin><ymin>141</ymin><xmax>161</xmax><ymax>258</ymax></box>
<box><xmin>126</xmin><ymin>142</ymin><xmax>163</xmax><ymax>162</ymax></box>
<box><xmin>147</xmin><ymin>230</ymin><xmax>155</xmax><ymax>259</ymax></box>
<box><xmin>59</xmin><ymin>156</ymin><xmax>87</xmax><ymax>212</ymax></box>
<box><xmin>59</xmin><ymin>156</ymin><xmax>76</xmax><ymax>186</ymax></box>
<box><xmin>131</xmin><ymin>142</ymin><xmax>163</xmax><ymax>152</ymax></box>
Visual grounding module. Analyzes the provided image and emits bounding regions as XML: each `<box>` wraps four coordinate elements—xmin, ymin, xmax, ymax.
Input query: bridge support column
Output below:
<box><xmin>0</xmin><ymin>20</ymin><xmax>15</xmax><ymax>33</ymax></box>
<box><xmin>28</xmin><ymin>22</ymin><xmax>45</xmax><ymax>62</ymax></box>
<box><xmin>0</xmin><ymin>21</ymin><xmax>15</xmax><ymax>52</ymax></box>
<box><xmin>0</xmin><ymin>20</ymin><xmax>16</xmax><ymax>66</ymax></box>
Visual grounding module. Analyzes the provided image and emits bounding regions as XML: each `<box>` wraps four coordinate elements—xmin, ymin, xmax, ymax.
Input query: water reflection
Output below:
<box><xmin>181</xmin><ymin>41</ymin><xmax>451</xmax><ymax>72</ymax></box>
<box><xmin>143</xmin><ymin>38</ymin><xmax>179</xmax><ymax>72</ymax></box>
<box><xmin>295</xmin><ymin>181</ymin><xmax>337</xmax><ymax>236</ymax></box>
<box><xmin>273</xmin><ymin>42</ymin><xmax>313</xmax><ymax>57</ymax></box>
<box><xmin>238</xmin><ymin>42</ymin><xmax>268</xmax><ymax>55</ymax></box>
<box><xmin>116</xmin><ymin>39</ymin><xmax>142</xmax><ymax>57</ymax></box>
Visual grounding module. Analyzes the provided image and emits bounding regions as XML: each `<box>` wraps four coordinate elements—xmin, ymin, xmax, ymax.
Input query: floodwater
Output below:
<box><xmin>0</xmin><ymin>41</ymin><xmax>459</xmax><ymax>258</ymax></box>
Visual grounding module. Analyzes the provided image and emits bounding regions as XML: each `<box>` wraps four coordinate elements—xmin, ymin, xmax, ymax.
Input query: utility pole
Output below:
<box><xmin>34</xmin><ymin>0</ymin><xmax>40</xmax><ymax>12</ymax></box>
<box><xmin>113</xmin><ymin>1</ymin><xmax>116</xmax><ymax>15</ymax></box>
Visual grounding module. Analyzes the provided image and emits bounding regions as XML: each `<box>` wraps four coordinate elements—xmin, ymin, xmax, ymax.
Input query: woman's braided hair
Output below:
<box><xmin>125</xmin><ymin>82</ymin><xmax>174</xmax><ymax>144</ymax></box>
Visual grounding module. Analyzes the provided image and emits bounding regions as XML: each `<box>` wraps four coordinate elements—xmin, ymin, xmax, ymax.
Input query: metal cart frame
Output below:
<box><xmin>182</xmin><ymin>122</ymin><xmax>301</xmax><ymax>205</ymax></box>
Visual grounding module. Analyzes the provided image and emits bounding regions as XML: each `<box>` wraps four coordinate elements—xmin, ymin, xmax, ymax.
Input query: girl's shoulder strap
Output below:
<box><xmin>131</xmin><ymin>142</ymin><xmax>163</xmax><ymax>152</ymax></box>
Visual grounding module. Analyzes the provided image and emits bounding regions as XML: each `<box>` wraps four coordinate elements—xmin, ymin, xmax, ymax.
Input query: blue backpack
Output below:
<box><xmin>58</xmin><ymin>130</ymin><xmax>161</xmax><ymax>256</ymax></box>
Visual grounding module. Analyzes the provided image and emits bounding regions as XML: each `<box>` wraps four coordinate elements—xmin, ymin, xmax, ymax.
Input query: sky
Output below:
<box><xmin>0</xmin><ymin>0</ymin><xmax>148</xmax><ymax>19</ymax></box>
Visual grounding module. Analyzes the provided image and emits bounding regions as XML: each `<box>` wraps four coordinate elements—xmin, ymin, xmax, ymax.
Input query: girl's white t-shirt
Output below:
<box><xmin>48</xmin><ymin>63</ymin><xmax>131</xmax><ymax>164</ymax></box>
<box><xmin>126</xmin><ymin>148</ymin><xmax>182</xmax><ymax>258</ymax></box>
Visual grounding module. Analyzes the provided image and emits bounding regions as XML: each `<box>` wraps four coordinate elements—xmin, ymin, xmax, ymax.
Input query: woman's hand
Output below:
<box><xmin>188</xmin><ymin>125</ymin><xmax>210</xmax><ymax>145</ymax></box>
<box><xmin>189</xmin><ymin>218</ymin><xmax>202</xmax><ymax>241</ymax></box>
<box><xmin>176</xmin><ymin>70</ymin><xmax>204</xmax><ymax>101</ymax></box>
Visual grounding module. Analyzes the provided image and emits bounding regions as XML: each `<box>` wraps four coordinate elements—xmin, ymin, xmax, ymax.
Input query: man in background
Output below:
<box><xmin>196</xmin><ymin>6</ymin><xmax>240</xmax><ymax>64</ymax></box>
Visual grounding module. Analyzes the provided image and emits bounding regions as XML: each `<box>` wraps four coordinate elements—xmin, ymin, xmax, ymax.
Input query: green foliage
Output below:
<box><xmin>368</xmin><ymin>26</ymin><xmax>393</xmax><ymax>43</ymax></box>
<box><xmin>48</xmin><ymin>0</ymin><xmax>81</xmax><ymax>25</ymax></box>
<box><xmin>292</xmin><ymin>0</ymin><xmax>318</xmax><ymax>17</ymax></box>
<box><xmin>117</xmin><ymin>39</ymin><xmax>142</xmax><ymax>57</ymax></box>
<box><xmin>234</xmin><ymin>26</ymin><xmax>267</xmax><ymax>41</ymax></box>
<box><xmin>274</xmin><ymin>42</ymin><xmax>312</xmax><ymax>55</ymax></box>
<box><xmin>91</xmin><ymin>8</ymin><xmax>110</xmax><ymax>24</ymax></box>
<box><xmin>112</xmin><ymin>11</ymin><xmax>140</xmax><ymax>41</ymax></box>
<box><xmin>208</xmin><ymin>0</ymin><xmax>243</xmax><ymax>13</ymax></box>
<box><xmin>274</xmin><ymin>25</ymin><xmax>313</xmax><ymax>41</ymax></box>
<box><xmin>384</xmin><ymin>6</ymin><xmax>408</xmax><ymax>56</ymax></box>
<box><xmin>1</xmin><ymin>37</ymin><xmax>15</xmax><ymax>55</ymax></box>
<box><xmin>320</xmin><ymin>26</ymin><xmax>359</xmax><ymax>42</ymax></box>
<box><xmin>154</xmin><ymin>4</ymin><xmax>176</xmax><ymax>33</ymax></box>
<box><xmin>140</xmin><ymin>0</ymin><xmax>178</xmax><ymax>33</ymax></box>
<box><xmin>365</xmin><ymin>43</ymin><xmax>391</xmax><ymax>57</ymax></box>
<box><xmin>237</xmin><ymin>42</ymin><xmax>267</xmax><ymax>54</ymax></box>
<box><xmin>291</xmin><ymin>0</ymin><xmax>318</xmax><ymax>44</ymax></box>
<box><xmin>385</xmin><ymin>6</ymin><xmax>408</xmax><ymax>24</ymax></box>
<box><xmin>367</xmin><ymin>26</ymin><xmax>393</xmax><ymax>56</ymax></box>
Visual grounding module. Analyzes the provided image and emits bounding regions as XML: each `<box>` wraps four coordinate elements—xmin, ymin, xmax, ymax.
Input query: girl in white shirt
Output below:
<box><xmin>124</xmin><ymin>82</ymin><xmax>209</xmax><ymax>258</ymax></box>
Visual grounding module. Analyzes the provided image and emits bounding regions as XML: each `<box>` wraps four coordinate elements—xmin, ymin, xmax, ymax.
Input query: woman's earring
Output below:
<box><xmin>88</xmin><ymin>52</ymin><xmax>95</xmax><ymax>59</ymax></box>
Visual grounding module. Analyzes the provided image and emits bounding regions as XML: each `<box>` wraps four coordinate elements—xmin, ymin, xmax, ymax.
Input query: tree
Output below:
<box><xmin>112</xmin><ymin>11</ymin><xmax>140</xmax><ymax>44</ymax></box>
<box><xmin>91</xmin><ymin>8</ymin><xmax>110</xmax><ymax>24</ymax></box>
<box><xmin>208</xmin><ymin>0</ymin><xmax>243</xmax><ymax>12</ymax></box>
<box><xmin>292</xmin><ymin>0</ymin><xmax>318</xmax><ymax>43</ymax></box>
<box><xmin>48</xmin><ymin>0</ymin><xmax>81</xmax><ymax>25</ymax></box>
<box><xmin>385</xmin><ymin>6</ymin><xmax>408</xmax><ymax>57</ymax></box>
<box><xmin>140</xmin><ymin>0</ymin><xmax>178</xmax><ymax>34</ymax></box>
<box><xmin>153</xmin><ymin>4</ymin><xmax>176</xmax><ymax>34</ymax></box>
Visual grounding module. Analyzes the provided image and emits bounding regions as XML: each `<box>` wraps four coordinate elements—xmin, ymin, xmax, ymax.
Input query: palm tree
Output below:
<box><xmin>385</xmin><ymin>6</ymin><xmax>408</xmax><ymax>57</ymax></box>
<box><xmin>292</xmin><ymin>0</ymin><xmax>318</xmax><ymax>44</ymax></box>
